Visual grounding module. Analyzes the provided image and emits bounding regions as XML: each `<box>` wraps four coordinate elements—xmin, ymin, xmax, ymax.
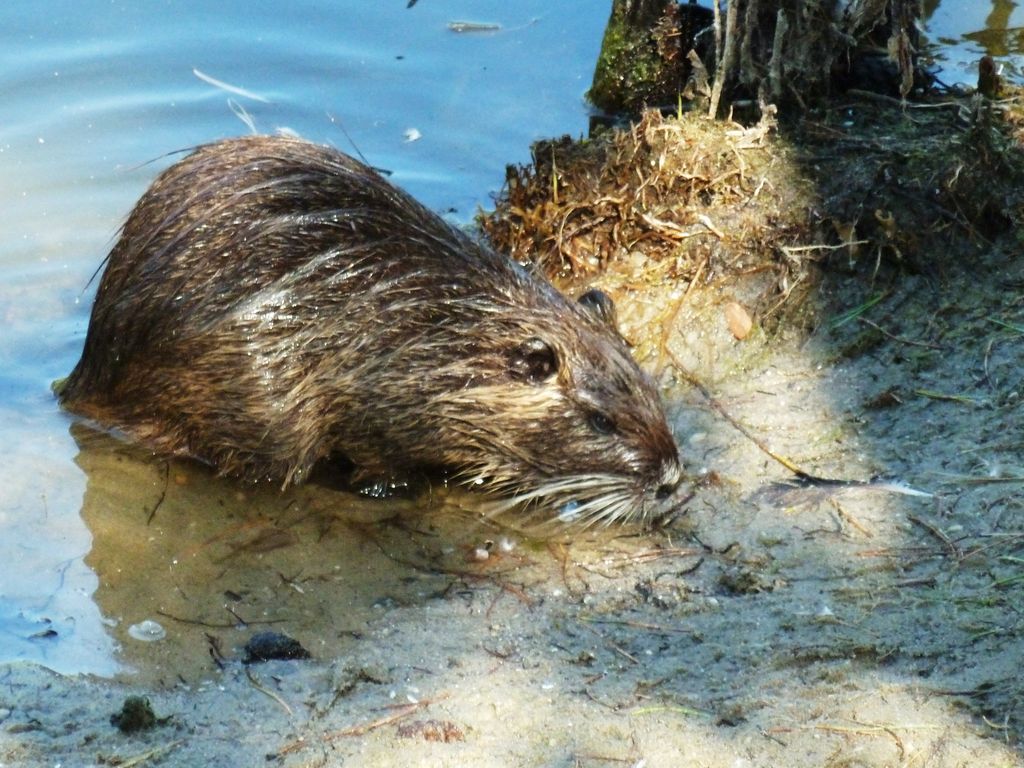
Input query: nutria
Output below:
<box><xmin>59</xmin><ymin>135</ymin><xmax>682</xmax><ymax>523</ymax></box>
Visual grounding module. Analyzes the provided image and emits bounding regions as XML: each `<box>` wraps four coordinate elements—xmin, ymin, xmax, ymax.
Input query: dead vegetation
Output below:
<box><xmin>482</xmin><ymin>109</ymin><xmax>800</xmax><ymax>279</ymax></box>
<box><xmin>480</xmin><ymin>91</ymin><xmax>1024</xmax><ymax>334</ymax></box>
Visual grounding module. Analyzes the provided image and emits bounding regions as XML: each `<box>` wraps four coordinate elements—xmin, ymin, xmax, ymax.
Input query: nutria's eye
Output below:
<box><xmin>509</xmin><ymin>337</ymin><xmax>558</xmax><ymax>384</ymax></box>
<box><xmin>588</xmin><ymin>411</ymin><xmax>616</xmax><ymax>435</ymax></box>
<box><xmin>577</xmin><ymin>288</ymin><xmax>619</xmax><ymax>332</ymax></box>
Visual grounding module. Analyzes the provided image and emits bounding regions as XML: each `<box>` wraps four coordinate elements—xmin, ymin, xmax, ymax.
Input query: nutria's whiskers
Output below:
<box><xmin>482</xmin><ymin>474</ymin><xmax>641</xmax><ymax>527</ymax></box>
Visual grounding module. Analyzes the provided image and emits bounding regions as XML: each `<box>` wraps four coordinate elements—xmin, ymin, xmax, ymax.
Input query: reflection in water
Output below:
<box><xmin>924</xmin><ymin>0</ymin><xmax>1024</xmax><ymax>82</ymax></box>
<box><xmin>968</xmin><ymin>0</ymin><xmax>1024</xmax><ymax>57</ymax></box>
<box><xmin>68</xmin><ymin>423</ymin><xmax>505</xmax><ymax>683</ymax></box>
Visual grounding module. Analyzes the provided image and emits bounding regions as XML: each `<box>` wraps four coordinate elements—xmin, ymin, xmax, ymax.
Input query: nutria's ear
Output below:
<box><xmin>509</xmin><ymin>337</ymin><xmax>559</xmax><ymax>384</ymax></box>
<box><xmin>578</xmin><ymin>288</ymin><xmax>618</xmax><ymax>332</ymax></box>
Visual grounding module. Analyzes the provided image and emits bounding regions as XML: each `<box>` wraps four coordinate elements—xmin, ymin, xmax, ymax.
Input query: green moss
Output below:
<box><xmin>588</xmin><ymin>14</ymin><xmax>667</xmax><ymax>114</ymax></box>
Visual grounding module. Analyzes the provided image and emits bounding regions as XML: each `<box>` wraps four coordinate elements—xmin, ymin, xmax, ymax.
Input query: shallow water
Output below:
<box><xmin>0</xmin><ymin>0</ymin><xmax>1020</xmax><ymax>679</ymax></box>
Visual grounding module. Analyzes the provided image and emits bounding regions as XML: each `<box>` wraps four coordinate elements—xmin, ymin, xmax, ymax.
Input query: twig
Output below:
<box><xmin>857</xmin><ymin>316</ymin><xmax>944</xmax><ymax>350</ymax></box>
<box><xmin>780</xmin><ymin>242</ymin><xmax>868</xmax><ymax>254</ymax></box>
<box><xmin>639</xmin><ymin>212</ymin><xmax>710</xmax><ymax>240</ymax></box>
<box><xmin>830</xmin><ymin>498</ymin><xmax>873</xmax><ymax>538</ymax></box>
<box><xmin>988</xmin><ymin>317</ymin><xmax>1024</xmax><ymax>335</ymax></box>
<box><xmin>658</xmin><ymin>257</ymin><xmax>707</xmax><ymax>375</ymax></box>
<box><xmin>697</xmin><ymin>214</ymin><xmax>725</xmax><ymax>239</ymax></box>
<box><xmin>845</xmin><ymin>89</ymin><xmax>964</xmax><ymax>111</ymax></box>
<box><xmin>931</xmin><ymin>472</ymin><xmax>1024</xmax><ymax>485</ymax></box>
<box><xmin>769</xmin><ymin>720</ymin><xmax>947</xmax><ymax>735</ymax></box>
<box><xmin>155</xmin><ymin>608</ymin><xmax>289</xmax><ymax>628</ymax></box>
<box><xmin>631</xmin><ymin>704</ymin><xmax>712</xmax><ymax>718</ymax></box>
<box><xmin>907</xmin><ymin>514</ymin><xmax>962</xmax><ymax>559</ymax></box>
<box><xmin>710</xmin><ymin>0</ymin><xmax>722</xmax><ymax>117</ymax></box>
<box><xmin>246</xmin><ymin>667</ymin><xmax>294</xmax><ymax>717</ymax></box>
<box><xmin>274</xmin><ymin>699</ymin><xmax>436</xmax><ymax>758</ymax></box>
<box><xmin>708</xmin><ymin>0</ymin><xmax>738</xmax><ymax>118</ymax></box>
<box><xmin>114</xmin><ymin>740</ymin><xmax>185</xmax><ymax>768</ymax></box>
<box><xmin>146</xmin><ymin>463</ymin><xmax>170</xmax><ymax>525</ymax></box>
<box><xmin>668</xmin><ymin>352</ymin><xmax>804</xmax><ymax>476</ymax></box>
<box><xmin>601</xmin><ymin>547</ymin><xmax>702</xmax><ymax>565</ymax></box>
<box><xmin>327</xmin><ymin>705</ymin><xmax>424</xmax><ymax>743</ymax></box>
<box><xmin>579</xmin><ymin>616</ymin><xmax>699</xmax><ymax>636</ymax></box>
<box><xmin>667</xmin><ymin>352</ymin><xmax>928</xmax><ymax>496</ymax></box>
<box><xmin>983</xmin><ymin>336</ymin><xmax>996</xmax><ymax>384</ymax></box>
<box><xmin>767</xmin><ymin>9</ymin><xmax>788</xmax><ymax>103</ymax></box>
<box><xmin>609</xmin><ymin>643</ymin><xmax>640</xmax><ymax>665</ymax></box>
<box><xmin>547</xmin><ymin>541</ymin><xmax>579</xmax><ymax>596</ymax></box>
<box><xmin>914</xmin><ymin>389</ymin><xmax>984</xmax><ymax>407</ymax></box>
<box><xmin>192</xmin><ymin>68</ymin><xmax>269</xmax><ymax>103</ymax></box>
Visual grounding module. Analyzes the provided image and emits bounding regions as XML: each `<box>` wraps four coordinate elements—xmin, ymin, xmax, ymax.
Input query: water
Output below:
<box><xmin>0</xmin><ymin>0</ymin><xmax>606</xmax><ymax>677</ymax></box>
<box><xmin>925</xmin><ymin>0</ymin><xmax>1024</xmax><ymax>83</ymax></box>
<box><xmin>1</xmin><ymin>0</ymin><xmax>1021</xmax><ymax>678</ymax></box>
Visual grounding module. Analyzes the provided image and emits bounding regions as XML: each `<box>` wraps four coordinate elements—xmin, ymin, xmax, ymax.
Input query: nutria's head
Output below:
<box><xmin>421</xmin><ymin>287</ymin><xmax>683</xmax><ymax>525</ymax></box>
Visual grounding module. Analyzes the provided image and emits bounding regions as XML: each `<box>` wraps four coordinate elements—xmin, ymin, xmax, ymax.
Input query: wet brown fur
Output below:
<box><xmin>60</xmin><ymin>136</ymin><xmax>682</xmax><ymax>522</ymax></box>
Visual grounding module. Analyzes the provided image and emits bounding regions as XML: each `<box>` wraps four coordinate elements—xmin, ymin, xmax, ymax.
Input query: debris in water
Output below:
<box><xmin>192</xmin><ymin>67</ymin><xmax>269</xmax><ymax>103</ymax></box>
<box><xmin>127</xmin><ymin>620</ymin><xmax>166</xmax><ymax>642</ymax></box>
<box><xmin>447</xmin><ymin>20</ymin><xmax>501</xmax><ymax>33</ymax></box>
<box><xmin>243</xmin><ymin>631</ymin><xmax>311</xmax><ymax>663</ymax></box>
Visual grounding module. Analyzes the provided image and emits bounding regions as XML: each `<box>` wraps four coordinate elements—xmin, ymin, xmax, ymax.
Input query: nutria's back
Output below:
<box><xmin>61</xmin><ymin>135</ymin><xmax>682</xmax><ymax>523</ymax></box>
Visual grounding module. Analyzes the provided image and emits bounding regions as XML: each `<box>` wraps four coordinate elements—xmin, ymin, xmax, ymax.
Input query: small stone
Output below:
<box><xmin>243</xmin><ymin>631</ymin><xmax>311</xmax><ymax>664</ymax></box>
<box><xmin>111</xmin><ymin>696</ymin><xmax>157</xmax><ymax>733</ymax></box>
<box><xmin>724</xmin><ymin>301</ymin><xmax>753</xmax><ymax>340</ymax></box>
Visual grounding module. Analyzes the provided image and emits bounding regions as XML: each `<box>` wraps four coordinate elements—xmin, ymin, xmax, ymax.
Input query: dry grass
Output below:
<box><xmin>480</xmin><ymin>92</ymin><xmax>1024</xmax><ymax>336</ymax></box>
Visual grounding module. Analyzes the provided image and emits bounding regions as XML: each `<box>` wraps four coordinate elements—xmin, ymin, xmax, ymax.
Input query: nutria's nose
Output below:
<box><xmin>655</xmin><ymin>479</ymin><xmax>679</xmax><ymax>500</ymax></box>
